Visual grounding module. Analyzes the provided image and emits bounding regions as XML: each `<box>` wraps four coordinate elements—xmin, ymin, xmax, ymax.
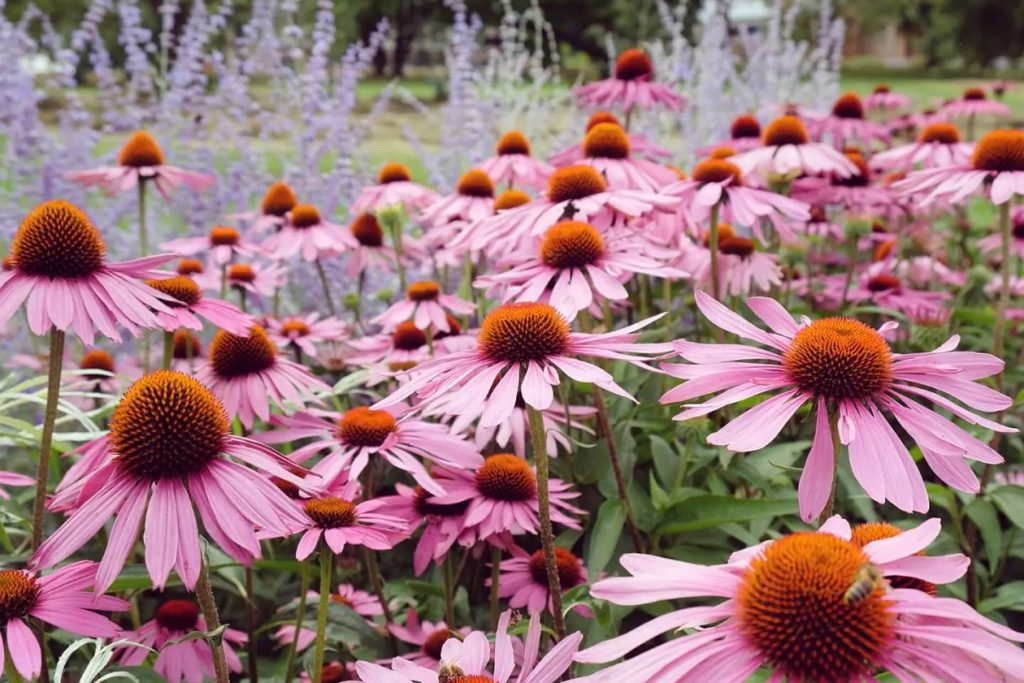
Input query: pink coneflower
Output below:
<box><xmin>231</xmin><ymin>180</ymin><xmax>298</xmax><ymax>235</ymax></box>
<box><xmin>257</xmin><ymin>404</ymin><xmax>483</xmax><ymax>494</ymax></box>
<box><xmin>352</xmin><ymin>162</ymin><xmax>439</xmax><ymax>217</ymax></box>
<box><xmin>65</xmin><ymin>130</ymin><xmax>215</xmax><ymax>198</ymax></box>
<box><xmin>660</xmin><ymin>292</ymin><xmax>1013</xmax><ymax>520</ymax></box>
<box><xmin>290</xmin><ymin>485</ymin><xmax>407</xmax><ymax>560</ymax></box>
<box><xmin>195</xmin><ymin>325</ymin><xmax>329</xmax><ymax>428</ymax></box>
<box><xmin>0</xmin><ymin>201</ymin><xmax>177</xmax><ymax>344</ymax></box>
<box><xmin>864</xmin><ymin>83</ymin><xmax>913</xmax><ymax>111</ymax></box>
<box><xmin>550</xmin><ymin>111</ymin><xmax>671</xmax><ymax>166</ymax></box>
<box><xmin>678</xmin><ymin>224</ymin><xmax>782</xmax><ymax>297</ymax></box>
<box><xmin>894</xmin><ymin>255</ymin><xmax>965</xmax><ymax>288</ymax></box>
<box><xmin>455</xmin><ymin>165</ymin><xmax>679</xmax><ymax>261</ymax></box>
<box><xmin>573</xmin><ymin>123</ymin><xmax>678</xmax><ymax>192</ymax></box>
<box><xmin>979</xmin><ymin>205</ymin><xmax>1024</xmax><ymax>259</ymax></box>
<box><xmin>169</xmin><ymin>329</ymin><xmax>205</xmax><ymax>372</ymax></box>
<box><xmin>811</xmin><ymin>92</ymin><xmax>892</xmax><ymax>149</ymax></box>
<box><xmin>274</xmin><ymin>583</ymin><xmax>383</xmax><ymax>653</ymax></box>
<box><xmin>573</xmin><ymin>518</ymin><xmax>1024</xmax><ymax>683</ymax></box>
<box><xmin>373</xmin><ymin>484</ymin><xmax>472</xmax><ymax>576</ymax></box>
<box><xmin>160</xmin><ymin>225</ymin><xmax>259</xmax><ymax>266</ymax></box>
<box><xmin>0</xmin><ymin>561</ymin><xmax>127</xmax><ymax>680</ymax></box>
<box><xmin>461</xmin><ymin>401</ymin><xmax>596</xmax><ymax>459</ymax></box>
<box><xmin>574</xmin><ymin>48</ymin><xmax>685</xmax><ymax>113</ymax></box>
<box><xmin>666</xmin><ymin>157</ymin><xmax>810</xmax><ymax>242</ymax></box>
<box><xmin>118</xmin><ymin>598</ymin><xmax>247</xmax><ymax>682</ymax></box>
<box><xmin>175</xmin><ymin>257</ymin><xmax>205</xmax><ymax>278</ymax></box>
<box><xmin>476</xmin><ymin>220</ymin><xmax>683</xmax><ymax>318</ymax></box>
<box><xmin>425</xmin><ymin>455</ymin><xmax>583</xmax><ymax>541</ymax></box>
<box><xmin>145</xmin><ymin>275</ymin><xmax>254</xmax><ymax>337</ymax></box>
<box><xmin>372</xmin><ymin>280</ymin><xmax>474</xmax><ymax>333</ymax></box>
<box><xmin>358</xmin><ymin>609</ymin><xmax>582</xmax><ymax>683</ymax></box>
<box><xmin>345</xmin><ymin>322</ymin><xmax>432</xmax><ymax>366</ymax></box>
<box><xmin>72</xmin><ymin>348</ymin><xmax>141</xmax><ymax>397</ymax></box>
<box><xmin>388</xmin><ymin>610</ymin><xmax>472</xmax><ymax>669</ymax></box>
<box><xmin>374</xmin><ymin>301</ymin><xmax>669</xmax><ymax>427</ymax></box>
<box><xmin>33</xmin><ymin>371</ymin><xmax>314</xmax><ymax>591</ymax></box>
<box><xmin>732</xmin><ymin>115</ymin><xmax>859</xmax><ymax>179</ymax></box>
<box><xmin>267</xmin><ymin>312</ymin><xmax>349</xmax><ymax>359</ymax></box>
<box><xmin>477</xmin><ymin>131</ymin><xmax>554</xmax><ymax>191</ymax></box>
<box><xmin>894</xmin><ymin>129</ymin><xmax>1024</xmax><ymax>205</ymax></box>
<box><xmin>493</xmin><ymin>545</ymin><xmax>587</xmax><ymax>614</ymax></box>
<box><xmin>419</xmin><ymin>169</ymin><xmax>500</xmax><ymax>230</ymax></box>
<box><xmin>871</xmin><ymin>122</ymin><xmax>974</xmax><ymax>172</ymax></box>
<box><xmin>791</xmin><ymin>152</ymin><xmax>900</xmax><ymax>213</ymax></box>
<box><xmin>695</xmin><ymin>113</ymin><xmax>766</xmax><ymax>156</ymax></box>
<box><xmin>260</xmin><ymin>203</ymin><xmax>352</xmax><ymax>262</ymax></box>
<box><xmin>343</xmin><ymin>213</ymin><xmax>406</xmax><ymax>278</ymax></box>
<box><xmin>940</xmin><ymin>87</ymin><xmax>1011</xmax><ymax>120</ymax></box>
<box><xmin>839</xmin><ymin>266</ymin><xmax>952</xmax><ymax>317</ymax></box>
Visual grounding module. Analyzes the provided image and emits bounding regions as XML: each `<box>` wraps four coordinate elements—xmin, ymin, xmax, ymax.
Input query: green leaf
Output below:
<box><xmin>964</xmin><ymin>498</ymin><xmax>1001</xmax><ymax>572</ymax></box>
<box><xmin>586</xmin><ymin>499</ymin><xmax>626</xmax><ymax>578</ymax></box>
<box><xmin>656</xmin><ymin>495</ymin><xmax>798</xmax><ymax>537</ymax></box>
<box><xmin>991</xmin><ymin>486</ymin><xmax>1024</xmax><ymax>529</ymax></box>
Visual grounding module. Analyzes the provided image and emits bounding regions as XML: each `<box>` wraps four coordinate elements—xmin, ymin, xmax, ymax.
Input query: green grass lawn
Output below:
<box><xmin>839</xmin><ymin>74</ymin><xmax>1024</xmax><ymax>114</ymax></box>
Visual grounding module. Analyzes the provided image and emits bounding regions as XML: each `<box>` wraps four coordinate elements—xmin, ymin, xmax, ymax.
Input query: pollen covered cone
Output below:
<box><xmin>228</xmin><ymin>263</ymin><xmax>255</xmax><ymax>283</ymax></box>
<box><xmin>79</xmin><ymin>349</ymin><xmax>115</xmax><ymax>378</ymax></box>
<box><xmin>304</xmin><ymin>497</ymin><xmax>358</xmax><ymax>528</ymax></box>
<box><xmin>832</xmin><ymin>92</ymin><xmax>866</xmax><ymax>119</ymax></box>
<box><xmin>172</xmin><ymin>329</ymin><xmax>202</xmax><ymax>359</ymax></box>
<box><xmin>971</xmin><ymin>129</ymin><xmax>1024</xmax><ymax>171</ymax></box>
<box><xmin>731</xmin><ymin>114</ymin><xmax>762</xmax><ymax>139</ymax></box>
<box><xmin>209</xmin><ymin>226</ymin><xmax>240</xmax><ymax>246</ymax></box>
<box><xmin>494</xmin><ymin>189</ymin><xmax>531</xmax><ymax>212</ymax></box>
<box><xmin>457</xmin><ymin>169</ymin><xmax>495</xmax><ymax>198</ymax></box>
<box><xmin>586</xmin><ymin>111</ymin><xmax>621</xmax><ymax>132</ymax></box>
<box><xmin>261</xmin><ymin>181</ymin><xmax>298</xmax><ymax>216</ymax></box>
<box><xmin>378</xmin><ymin>162</ymin><xmax>412</xmax><ymax>184</ymax></box>
<box><xmin>110</xmin><ymin>371</ymin><xmax>229</xmax><ymax>480</ymax></box>
<box><xmin>146</xmin><ymin>275</ymin><xmax>202</xmax><ymax>306</ymax></box>
<box><xmin>337</xmin><ymin>406</ymin><xmax>397</xmax><ymax>447</ymax></box>
<box><xmin>547</xmin><ymin>165</ymin><xmax>608</xmax><ymax>203</ymax></box>
<box><xmin>964</xmin><ymin>87</ymin><xmax>987</xmax><ymax>101</ymax></box>
<box><xmin>118</xmin><ymin>130</ymin><xmax>165</xmax><ymax>167</ymax></box>
<box><xmin>289</xmin><ymin>203</ymin><xmax>322</xmax><ymax>228</ymax></box>
<box><xmin>479</xmin><ymin>302</ymin><xmax>571</xmax><ymax>363</ymax></box>
<box><xmin>392</xmin><ymin>321</ymin><xmax>427</xmax><ymax>351</ymax></box>
<box><xmin>540</xmin><ymin>221</ymin><xmax>605</xmax><ymax>268</ymax></box>
<box><xmin>475</xmin><ymin>453</ymin><xmax>536</xmax><ymax>501</ymax></box>
<box><xmin>614</xmin><ymin>48</ymin><xmax>653</xmax><ymax>80</ymax></box>
<box><xmin>782</xmin><ymin>318</ymin><xmax>893</xmax><ymax>401</ymax></box>
<box><xmin>692</xmin><ymin>158</ymin><xmax>743</xmax><ymax>185</ymax></box>
<box><xmin>918</xmin><ymin>122</ymin><xmax>961</xmax><ymax>144</ymax></box>
<box><xmin>350</xmin><ymin>213</ymin><xmax>385</xmax><ymax>247</ymax></box>
<box><xmin>583</xmin><ymin>123</ymin><xmax>630</xmax><ymax>159</ymax></box>
<box><xmin>851</xmin><ymin>523</ymin><xmax>937</xmax><ymax>595</ymax></box>
<box><xmin>407</xmin><ymin>280</ymin><xmax>441</xmax><ymax>301</ymax></box>
<box><xmin>209</xmin><ymin>325</ymin><xmax>277</xmax><ymax>378</ymax></box>
<box><xmin>497</xmin><ymin>130</ymin><xmax>531</xmax><ymax>156</ymax></box>
<box><xmin>176</xmin><ymin>258</ymin><xmax>204</xmax><ymax>276</ymax></box>
<box><xmin>154</xmin><ymin>599</ymin><xmax>200</xmax><ymax>631</ymax></box>
<box><xmin>737</xmin><ymin>533</ymin><xmax>894</xmax><ymax>682</ymax></box>
<box><xmin>764</xmin><ymin>115</ymin><xmax>810</xmax><ymax>146</ymax></box>
<box><xmin>10</xmin><ymin>200</ymin><xmax>106</xmax><ymax>278</ymax></box>
<box><xmin>529</xmin><ymin>546</ymin><xmax>583</xmax><ymax>588</ymax></box>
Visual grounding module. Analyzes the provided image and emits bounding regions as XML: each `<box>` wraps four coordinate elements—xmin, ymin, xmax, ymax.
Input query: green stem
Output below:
<box><xmin>354</xmin><ymin>270</ymin><xmax>366</xmax><ymax>330</ymax></box>
<box><xmin>195</xmin><ymin>562</ymin><xmax>230</xmax><ymax>683</ymax></box>
<box><xmin>162</xmin><ymin>330</ymin><xmax>173</xmax><ymax>370</ymax></box>
<box><xmin>220</xmin><ymin>263</ymin><xmax>228</xmax><ymax>300</ymax></box>
<box><xmin>443</xmin><ymin>555</ymin><xmax>456</xmax><ymax>627</ymax></box>
<box><xmin>138</xmin><ymin>180</ymin><xmax>148</xmax><ymax>257</ymax></box>
<box><xmin>708</xmin><ymin>203</ymin><xmax>721</xmax><ymax>301</ymax></box>
<box><xmin>283</xmin><ymin>566</ymin><xmax>310</xmax><ymax>683</ymax></box>
<box><xmin>591</xmin><ymin>386</ymin><xmax>645</xmax><ymax>552</ymax></box>
<box><xmin>525</xmin><ymin>405</ymin><xmax>565</xmax><ymax>640</ymax></box>
<box><xmin>818</xmin><ymin>407</ymin><xmax>842</xmax><ymax>524</ymax></box>
<box><xmin>245</xmin><ymin>565</ymin><xmax>259</xmax><ymax>683</ymax></box>
<box><xmin>364</xmin><ymin>547</ymin><xmax>399</xmax><ymax>655</ymax></box>
<box><xmin>32</xmin><ymin>327</ymin><xmax>65</xmax><ymax>550</ymax></box>
<box><xmin>314</xmin><ymin>260</ymin><xmax>337</xmax><ymax>316</ymax></box>
<box><xmin>313</xmin><ymin>542</ymin><xmax>332</xmax><ymax>683</ymax></box>
<box><xmin>387</xmin><ymin>215</ymin><xmax>407</xmax><ymax>291</ymax></box>
<box><xmin>994</xmin><ymin>202</ymin><xmax>1012</xmax><ymax>371</ymax></box>
<box><xmin>489</xmin><ymin>546</ymin><xmax>502</xmax><ymax>629</ymax></box>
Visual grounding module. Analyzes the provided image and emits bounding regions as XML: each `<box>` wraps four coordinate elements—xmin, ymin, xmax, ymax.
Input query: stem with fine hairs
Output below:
<box><xmin>283</xmin><ymin>565</ymin><xmax>309</xmax><ymax>683</ymax></box>
<box><xmin>708</xmin><ymin>202</ymin><xmax>721</xmax><ymax>301</ymax></box>
<box><xmin>314</xmin><ymin>259</ymin><xmax>337</xmax><ymax>316</ymax></box>
<box><xmin>526</xmin><ymin>405</ymin><xmax>565</xmax><ymax>640</ymax></box>
<box><xmin>32</xmin><ymin>327</ymin><xmax>65</xmax><ymax>550</ymax></box>
<box><xmin>245</xmin><ymin>565</ymin><xmax>259</xmax><ymax>683</ymax></box>
<box><xmin>312</xmin><ymin>542</ymin><xmax>331</xmax><ymax>683</ymax></box>
<box><xmin>365</xmin><ymin>547</ymin><xmax>399</xmax><ymax>656</ymax></box>
<box><xmin>195</xmin><ymin>561</ymin><xmax>230</xmax><ymax>683</ymax></box>
<box><xmin>591</xmin><ymin>385</ymin><xmax>646</xmax><ymax>552</ymax></box>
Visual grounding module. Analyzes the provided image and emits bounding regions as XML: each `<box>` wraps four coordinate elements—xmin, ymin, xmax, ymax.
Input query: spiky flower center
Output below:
<box><xmin>11</xmin><ymin>200</ymin><xmax>106</xmax><ymax>279</ymax></box>
<box><xmin>540</xmin><ymin>221</ymin><xmax>605</xmax><ymax>268</ymax></box>
<box><xmin>873</xmin><ymin>84</ymin><xmax>890</xmax><ymax>94</ymax></box>
<box><xmin>304</xmin><ymin>497</ymin><xmax>358</xmax><ymax>528</ymax></box>
<box><xmin>692</xmin><ymin>159</ymin><xmax>742</xmax><ymax>185</ymax></box>
<box><xmin>413</xmin><ymin>486</ymin><xmax>471</xmax><ymax>517</ymax></box>
<box><xmin>496</xmin><ymin>131</ymin><xmax>531</xmax><ymax>156</ymax></box>
<box><xmin>709</xmin><ymin>146</ymin><xmax>736</xmax><ymax>160</ymax></box>
<box><xmin>586</xmin><ymin>111</ymin><xmax>621</xmax><ymax>132</ymax></box>
<box><xmin>2</xmin><ymin>256</ymin><xmax>13</xmax><ymax>271</ymax></box>
<box><xmin>547</xmin><ymin>165</ymin><xmax>608</xmax><ymax>203</ymax></box>
<box><xmin>378</xmin><ymin>162</ymin><xmax>412</xmax><ymax>184</ymax></box>
<box><xmin>177</xmin><ymin>258</ymin><xmax>204</xmax><ymax>275</ymax></box>
<box><xmin>738</xmin><ymin>533</ymin><xmax>893</xmax><ymax>682</ymax></box>
<box><xmin>583</xmin><ymin>123</ymin><xmax>630</xmax><ymax>159</ymax></box>
<box><xmin>832</xmin><ymin>92</ymin><xmax>865</xmax><ymax>119</ymax></box>
<box><xmin>228</xmin><ymin>263</ymin><xmax>256</xmax><ymax>283</ymax></box>
<box><xmin>528</xmin><ymin>547</ymin><xmax>583</xmax><ymax>589</ymax></box>
<box><xmin>614</xmin><ymin>48</ymin><xmax>653</xmax><ymax>80</ymax></box>
<box><xmin>964</xmin><ymin>87</ymin><xmax>987</xmax><ymax>101</ymax></box>
<box><xmin>866</xmin><ymin>274</ymin><xmax>901</xmax><ymax>292</ymax></box>
<box><xmin>918</xmin><ymin>122</ymin><xmax>960</xmax><ymax>144</ymax></box>
<box><xmin>972</xmin><ymin>129</ymin><xmax>1024</xmax><ymax>172</ymax></box>
<box><xmin>172</xmin><ymin>330</ymin><xmax>201</xmax><ymax>359</ymax></box>
<box><xmin>209</xmin><ymin>326</ymin><xmax>277</xmax><ymax>378</ymax></box>
<box><xmin>408</xmin><ymin>280</ymin><xmax>440</xmax><ymax>302</ymax></box>
<box><xmin>434</xmin><ymin>314</ymin><xmax>463</xmax><ymax>340</ymax></box>
<box><xmin>423</xmin><ymin>627</ymin><xmax>450</xmax><ymax>659</ymax></box>
<box><xmin>783</xmin><ymin>318</ymin><xmax>893</xmax><ymax>401</ymax></box>
<box><xmin>494</xmin><ymin>190</ymin><xmax>531</xmax><ymax>212</ymax></box>
<box><xmin>261</xmin><ymin>181</ymin><xmax>298</xmax><ymax>216</ymax></box>
<box><xmin>110</xmin><ymin>371</ymin><xmax>228</xmax><ymax>480</ymax></box>
<box><xmin>850</xmin><ymin>522</ymin><xmax>936</xmax><ymax>595</ymax></box>
<box><xmin>118</xmin><ymin>130</ymin><xmax>165</xmax><ymax>167</ymax></box>
<box><xmin>320</xmin><ymin>663</ymin><xmax>352</xmax><ymax>683</ymax></box>
<box><xmin>280</xmin><ymin>320</ymin><xmax>311</xmax><ymax>337</ymax></box>
<box><xmin>763</xmin><ymin>116</ymin><xmax>809</xmax><ymax>146</ymax></box>
<box><xmin>392</xmin><ymin>321</ymin><xmax>427</xmax><ymax>351</ymax></box>
<box><xmin>457</xmin><ymin>169</ymin><xmax>495</xmax><ymax>198</ymax></box>
<box><xmin>350</xmin><ymin>213</ymin><xmax>384</xmax><ymax>247</ymax></box>
<box><xmin>337</xmin><ymin>406</ymin><xmax>397</xmax><ymax>447</ymax></box>
<box><xmin>0</xmin><ymin>571</ymin><xmax>39</xmax><ymax>624</ymax></box>
<box><xmin>475</xmin><ymin>454</ymin><xmax>537</xmax><ymax>501</ymax></box>
<box><xmin>719</xmin><ymin>236</ymin><xmax>755</xmax><ymax>257</ymax></box>
<box><xmin>290</xmin><ymin>204</ymin><xmax>321</xmax><ymax>228</ymax></box>
<box><xmin>731</xmin><ymin>114</ymin><xmax>762</xmax><ymax>139</ymax></box>
<box><xmin>479</xmin><ymin>302</ymin><xmax>570</xmax><ymax>363</ymax></box>
<box><xmin>154</xmin><ymin>599</ymin><xmax>200</xmax><ymax>631</ymax></box>
<box><xmin>147</xmin><ymin>276</ymin><xmax>202</xmax><ymax>306</ymax></box>
<box><xmin>209</xmin><ymin>226</ymin><xmax>240</xmax><ymax>246</ymax></box>
<box><xmin>79</xmin><ymin>349</ymin><xmax>116</xmax><ymax>379</ymax></box>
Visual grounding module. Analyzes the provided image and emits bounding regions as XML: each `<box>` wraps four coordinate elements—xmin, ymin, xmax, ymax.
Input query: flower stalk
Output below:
<box><xmin>32</xmin><ymin>327</ymin><xmax>65</xmax><ymax>550</ymax></box>
<box><xmin>526</xmin><ymin>404</ymin><xmax>565</xmax><ymax>640</ymax></box>
<box><xmin>195</xmin><ymin>561</ymin><xmax>230</xmax><ymax>683</ymax></box>
<box><xmin>312</xmin><ymin>542</ymin><xmax>332</xmax><ymax>683</ymax></box>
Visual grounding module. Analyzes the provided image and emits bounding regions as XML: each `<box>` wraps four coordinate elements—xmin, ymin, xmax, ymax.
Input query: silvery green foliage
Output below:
<box><xmin>54</xmin><ymin>638</ymin><xmax>153</xmax><ymax>683</ymax></box>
